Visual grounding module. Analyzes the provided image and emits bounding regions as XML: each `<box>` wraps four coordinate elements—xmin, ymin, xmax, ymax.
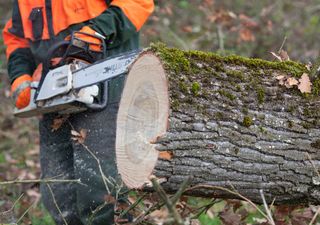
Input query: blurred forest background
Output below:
<box><xmin>0</xmin><ymin>0</ymin><xmax>320</xmax><ymax>224</ymax></box>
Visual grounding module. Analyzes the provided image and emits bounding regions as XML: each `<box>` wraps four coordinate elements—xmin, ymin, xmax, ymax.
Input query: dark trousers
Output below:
<box><xmin>37</xmin><ymin>32</ymin><xmax>139</xmax><ymax>224</ymax></box>
<box><xmin>39</xmin><ymin>76</ymin><xmax>127</xmax><ymax>225</ymax></box>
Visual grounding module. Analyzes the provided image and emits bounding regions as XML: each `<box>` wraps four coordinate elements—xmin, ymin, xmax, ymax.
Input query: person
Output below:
<box><xmin>2</xmin><ymin>1</ymin><xmax>154</xmax><ymax>224</ymax></box>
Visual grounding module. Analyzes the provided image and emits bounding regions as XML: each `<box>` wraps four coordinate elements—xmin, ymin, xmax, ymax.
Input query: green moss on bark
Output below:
<box><xmin>191</xmin><ymin>82</ymin><xmax>201</xmax><ymax>96</ymax></box>
<box><xmin>218</xmin><ymin>89</ymin><xmax>236</xmax><ymax>101</ymax></box>
<box><xmin>243</xmin><ymin>116</ymin><xmax>253</xmax><ymax>127</ymax></box>
<box><xmin>257</xmin><ymin>87</ymin><xmax>265</xmax><ymax>104</ymax></box>
<box><xmin>150</xmin><ymin>42</ymin><xmax>307</xmax><ymax>78</ymax></box>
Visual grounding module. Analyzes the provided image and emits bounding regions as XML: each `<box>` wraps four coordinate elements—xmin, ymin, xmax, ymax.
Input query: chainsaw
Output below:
<box><xmin>14</xmin><ymin>31</ymin><xmax>140</xmax><ymax>118</ymax></box>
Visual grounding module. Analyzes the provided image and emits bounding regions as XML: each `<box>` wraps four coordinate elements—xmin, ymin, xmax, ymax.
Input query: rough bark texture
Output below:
<box><xmin>118</xmin><ymin>43</ymin><xmax>320</xmax><ymax>205</ymax></box>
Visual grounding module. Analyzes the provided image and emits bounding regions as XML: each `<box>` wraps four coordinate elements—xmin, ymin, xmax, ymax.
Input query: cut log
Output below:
<box><xmin>116</xmin><ymin>43</ymin><xmax>320</xmax><ymax>205</ymax></box>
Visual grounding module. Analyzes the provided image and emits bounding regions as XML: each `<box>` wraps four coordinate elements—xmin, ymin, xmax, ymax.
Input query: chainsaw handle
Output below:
<box><xmin>35</xmin><ymin>40</ymin><xmax>70</xmax><ymax>100</ymax></box>
<box><xmin>86</xmin><ymin>80</ymin><xmax>108</xmax><ymax>111</ymax></box>
<box><xmin>44</xmin><ymin>40</ymin><xmax>70</xmax><ymax>72</ymax></box>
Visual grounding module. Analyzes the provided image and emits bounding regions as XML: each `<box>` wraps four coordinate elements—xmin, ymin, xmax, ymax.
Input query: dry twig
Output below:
<box><xmin>0</xmin><ymin>178</ymin><xmax>82</xmax><ymax>185</ymax></box>
<box><xmin>259</xmin><ymin>189</ymin><xmax>275</xmax><ymax>225</ymax></box>
<box><xmin>47</xmin><ymin>183</ymin><xmax>68</xmax><ymax>225</ymax></box>
<box><xmin>16</xmin><ymin>201</ymin><xmax>36</xmax><ymax>224</ymax></box>
<box><xmin>309</xmin><ymin>206</ymin><xmax>320</xmax><ymax>225</ymax></box>
<box><xmin>151</xmin><ymin>176</ymin><xmax>184</xmax><ymax>225</ymax></box>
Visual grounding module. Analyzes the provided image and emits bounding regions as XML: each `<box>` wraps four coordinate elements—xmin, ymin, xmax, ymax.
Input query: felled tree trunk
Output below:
<box><xmin>115</xmin><ymin>43</ymin><xmax>320</xmax><ymax>205</ymax></box>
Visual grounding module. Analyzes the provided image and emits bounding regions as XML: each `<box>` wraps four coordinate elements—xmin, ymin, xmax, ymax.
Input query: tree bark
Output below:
<box><xmin>116</xmin><ymin>44</ymin><xmax>320</xmax><ymax>205</ymax></box>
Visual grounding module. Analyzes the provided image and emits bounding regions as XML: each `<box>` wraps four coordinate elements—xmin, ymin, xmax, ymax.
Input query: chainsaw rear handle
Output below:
<box><xmin>35</xmin><ymin>31</ymin><xmax>108</xmax><ymax>110</ymax></box>
<box><xmin>85</xmin><ymin>80</ymin><xmax>108</xmax><ymax>111</ymax></box>
<box><xmin>43</xmin><ymin>31</ymin><xmax>106</xmax><ymax>74</ymax></box>
<box><xmin>34</xmin><ymin>40</ymin><xmax>70</xmax><ymax>100</ymax></box>
<box><xmin>43</xmin><ymin>40</ymin><xmax>70</xmax><ymax>74</ymax></box>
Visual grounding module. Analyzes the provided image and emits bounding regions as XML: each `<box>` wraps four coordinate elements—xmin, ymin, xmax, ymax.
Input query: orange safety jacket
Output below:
<box><xmin>3</xmin><ymin>0</ymin><xmax>154</xmax><ymax>83</ymax></box>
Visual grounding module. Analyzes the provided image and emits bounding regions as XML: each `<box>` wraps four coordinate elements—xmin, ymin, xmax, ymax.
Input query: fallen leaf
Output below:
<box><xmin>17</xmin><ymin>170</ymin><xmax>27</xmax><ymax>180</ymax></box>
<box><xmin>71</xmin><ymin>129</ymin><xmax>87</xmax><ymax>144</ymax></box>
<box><xmin>239</xmin><ymin>14</ymin><xmax>258</xmax><ymax>28</ymax></box>
<box><xmin>71</xmin><ymin>130</ymin><xmax>81</xmax><ymax>137</ymax></box>
<box><xmin>285</xmin><ymin>77</ymin><xmax>299</xmax><ymax>88</ymax></box>
<box><xmin>291</xmin><ymin>207</ymin><xmax>314</xmax><ymax>225</ymax></box>
<box><xmin>182</xmin><ymin>26</ymin><xmax>193</xmax><ymax>33</ymax></box>
<box><xmin>51</xmin><ymin>115</ymin><xmax>70</xmax><ymax>131</ymax></box>
<box><xmin>26</xmin><ymin>189</ymin><xmax>41</xmax><ymax>205</ymax></box>
<box><xmin>80</xmin><ymin>129</ymin><xmax>87</xmax><ymax>141</ymax></box>
<box><xmin>287</xmin><ymin>77</ymin><xmax>299</xmax><ymax>86</ymax></box>
<box><xmin>298</xmin><ymin>73</ymin><xmax>312</xmax><ymax>93</ymax></box>
<box><xmin>149</xmin><ymin>208</ymin><xmax>169</xmax><ymax>221</ymax></box>
<box><xmin>25</xmin><ymin>160</ymin><xmax>36</xmax><ymax>168</ymax></box>
<box><xmin>104</xmin><ymin>194</ymin><xmax>116</xmax><ymax>204</ymax></box>
<box><xmin>26</xmin><ymin>148</ymin><xmax>39</xmax><ymax>156</ymax></box>
<box><xmin>220</xmin><ymin>208</ymin><xmax>241</xmax><ymax>225</ymax></box>
<box><xmin>267</xmin><ymin>20</ymin><xmax>273</xmax><ymax>32</ymax></box>
<box><xmin>26</xmin><ymin>172</ymin><xmax>37</xmax><ymax>180</ymax></box>
<box><xmin>239</xmin><ymin>28</ymin><xmax>255</xmax><ymax>42</ymax></box>
<box><xmin>190</xmin><ymin>220</ymin><xmax>201</xmax><ymax>225</ymax></box>
<box><xmin>279</xmin><ymin>49</ymin><xmax>290</xmax><ymax>61</ymax></box>
<box><xmin>276</xmin><ymin>75</ymin><xmax>286</xmax><ymax>80</ymax></box>
<box><xmin>274</xmin><ymin>205</ymin><xmax>294</xmax><ymax>220</ymax></box>
<box><xmin>276</xmin><ymin>75</ymin><xmax>287</xmax><ymax>86</ymax></box>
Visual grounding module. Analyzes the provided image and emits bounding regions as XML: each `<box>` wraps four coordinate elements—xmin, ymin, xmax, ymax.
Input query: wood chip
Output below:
<box><xmin>159</xmin><ymin>151</ymin><xmax>173</xmax><ymax>160</ymax></box>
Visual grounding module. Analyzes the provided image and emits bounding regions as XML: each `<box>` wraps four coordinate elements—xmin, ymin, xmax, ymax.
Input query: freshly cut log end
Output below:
<box><xmin>116</xmin><ymin>53</ymin><xmax>169</xmax><ymax>188</ymax></box>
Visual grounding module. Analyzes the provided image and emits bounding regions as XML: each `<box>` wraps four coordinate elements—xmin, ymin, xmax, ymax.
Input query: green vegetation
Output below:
<box><xmin>256</xmin><ymin>86</ymin><xmax>265</xmax><ymax>104</ymax></box>
<box><xmin>226</xmin><ymin>70</ymin><xmax>245</xmax><ymax>81</ymax></box>
<box><xmin>31</xmin><ymin>205</ymin><xmax>55</xmax><ymax>225</ymax></box>
<box><xmin>191</xmin><ymin>82</ymin><xmax>201</xmax><ymax>96</ymax></box>
<box><xmin>218</xmin><ymin>89</ymin><xmax>236</xmax><ymax>101</ymax></box>
<box><xmin>243</xmin><ymin>116</ymin><xmax>253</xmax><ymax>127</ymax></box>
<box><xmin>151</xmin><ymin>43</ymin><xmax>308</xmax><ymax>79</ymax></box>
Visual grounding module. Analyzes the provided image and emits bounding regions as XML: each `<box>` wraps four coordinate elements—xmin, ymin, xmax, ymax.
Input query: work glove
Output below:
<box><xmin>67</xmin><ymin>26</ymin><xmax>105</xmax><ymax>52</ymax></box>
<box><xmin>11</xmin><ymin>74</ymin><xmax>32</xmax><ymax>109</ymax></box>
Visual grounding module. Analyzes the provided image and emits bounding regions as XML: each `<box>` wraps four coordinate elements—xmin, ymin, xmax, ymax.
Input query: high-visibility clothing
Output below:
<box><xmin>3</xmin><ymin>0</ymin><xmax>154</xmax><ymax>83</ymax></box>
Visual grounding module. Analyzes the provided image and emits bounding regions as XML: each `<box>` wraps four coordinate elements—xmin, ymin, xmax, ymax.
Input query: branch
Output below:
<box><xmin>260</xmin><ymin>189</ymin><xmax>275</xmax><ymax>225</ymax></box>
<box><xmin>119</xmin><ymin>193</ymin><xmax>147</xmax><ymax>218</ymax></box>
<box><xmin>47</xmin><ymin>184</ymin><xmax>68</xmax><ymax>225</ymax></box>
<box><xmin>68</xmin><ymin>120</ymin><xmax>114</xmax><ymax>194</ymax></box>
<box><xmin>133</xmin><ymin>177</ymin><xmax>192</xmax><ymax>224</ymax></box>
<box><xmin>171</xmin><ymin>176</ymin><xmax>192</xmax><ymax>205</ymax></box>
<box><xmin>79</xmin><ymin>142</ymin><xmax>111</xmax><ymax>194</ymax></box>
<box><xmin>309</xmin><ymin>206</ymin><xmax>320</xmax><ymax>225</ymax></box>
<box><xmin>0</xmin><ymin>179</ymin><xmax>82</xmax><ymax>186</ymax></box>
<box><xmin>151</xmin><ymin>176</ymin><xmax>184</xmax><ymax>225</ymax></box>
<box><xmin>16</xmin><ymin>201</ymin><xmax>36</xmax><ymax>224</ymax></box>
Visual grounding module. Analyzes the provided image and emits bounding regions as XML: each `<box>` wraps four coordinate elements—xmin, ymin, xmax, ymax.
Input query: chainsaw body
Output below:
<box><xmin>14</xmin><ymin>31</ymin><xmax>140</xmax><ymax>118</ymax></box>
